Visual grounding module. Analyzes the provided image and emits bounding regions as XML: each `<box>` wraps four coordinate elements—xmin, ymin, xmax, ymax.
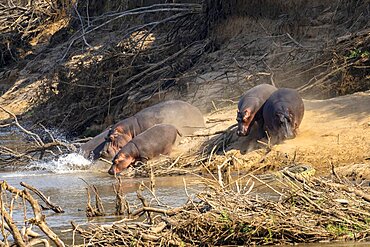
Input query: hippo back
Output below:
<box><xmin>263</xmin><ymin>88</ymin><xmax>304</xmax><ymax>135</ymax></box>
<box><xmin>131</xmin><ymin>124</ymin><xmax>178</xmax><ymax>160</ymax></box>
<box><xmin>238</xmin><ymin>84</ymin><xmax>277</xmax><ymax>111</ymax></box>
<box><xmin>134</xmin><ymin>100</ymin><xmax>205</xmax><ymax>136</ymax></box>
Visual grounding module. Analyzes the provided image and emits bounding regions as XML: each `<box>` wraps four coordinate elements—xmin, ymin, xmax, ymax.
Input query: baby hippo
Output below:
<box><xmin>262</xmin><ymin>88</ymin><xmax>304</xmax><ymax>144</ymax></box>
<box><xmin>237</xmin><ymin>84</ymin><xmax>277</xmax><ymax>136</ymax></box>
<box><xmin>108</xmin><ymin>124</ymin><xmax>180</xmax><ymax>175</ymax></box>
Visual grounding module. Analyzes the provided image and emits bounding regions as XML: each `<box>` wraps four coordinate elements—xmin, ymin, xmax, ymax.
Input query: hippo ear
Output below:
<box><xmin>242</xmin><ymin>110</ymin><xmax>250</xmax><ymax>121</ymax></box>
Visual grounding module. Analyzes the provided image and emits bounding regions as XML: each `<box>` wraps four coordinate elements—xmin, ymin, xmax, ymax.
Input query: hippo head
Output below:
<box><xmin>100</xmin><ymin>127</ymin><xmax>132</xmax><ymax>159</ymax></box>
<box><xmin>108</xmin><ymin>152</ymin><xmax>135</xmax><ymax>175</ymax></box>
<box><xmin>275</xmin><ymin>111</ymin><xmax>295</xmax><ymax>139</ymax></box>
<box><xmin>236</xmin><ymin>109</ymin><xmax>254</xmax><ymax>136</ymax></box>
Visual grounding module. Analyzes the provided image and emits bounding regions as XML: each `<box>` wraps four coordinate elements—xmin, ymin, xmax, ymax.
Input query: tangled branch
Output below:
<box><xmin>74</xmin><ymin>171</ymin><xmax>370</xmax><ymax>246</ymax></box>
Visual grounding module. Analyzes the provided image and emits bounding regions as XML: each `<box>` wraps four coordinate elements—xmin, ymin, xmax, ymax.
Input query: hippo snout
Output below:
<box><xmin>237</xmin><ymin>124</ymin><xmax>250</xmax><ymax>136</ymax></box>
<box><xmin>100</xmin><ymin>146</ymin><xmax>116</xmax><ymax>160</ymax></box>
<box><xmin>100</xmin><ymin>150</ymin><xmax>109</xmax><ymax>158</ymax></box>
<box><xmin>237</xmin><ymin>129</ymin><xmax>245</xmax><ymax>136</ymax></box>
<box><xmin>108</xmin><ymin>166</ymin><xmax>116</xmax><ymax>175</ymax></box>
<box><xmin>284</xmin><ymin>130</ymin><xmax>295</xmax><ymax>139</ymax></box>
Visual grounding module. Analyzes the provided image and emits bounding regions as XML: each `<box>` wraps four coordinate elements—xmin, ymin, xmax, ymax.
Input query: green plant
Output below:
<box><xmin>263</xmin><ymin>228</ymin><xmax>273</xmax><ymax>243</ymax></box>
<box><xmin>326</xmin><ymin>223</ymin><xmax>352</xmax><ymax>236</ymax></box>
<box><xmin>240</xmin><ymin>224</ymin><xmax>252</xmax><ymax>233</ymax></box>
<box><xmin>347</xmin><ymin>49</ymin><xmax>369</xmax><ymax>59</ymax></box>
<box><xmin>220</xmin><ymin>211</ymin><xmax>231</xmax><ymax>222</ymax></box>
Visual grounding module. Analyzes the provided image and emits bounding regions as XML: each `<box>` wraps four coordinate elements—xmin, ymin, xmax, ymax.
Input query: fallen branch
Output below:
<box><xmin>20</xmin><ymin>182</ymin><xmax>65</xmax><ymax>213</ymax></box>
<box><xmin>0</xmin><ymin>106</ymin><xmax>44</xmax><ymax>146</ymax></box>
<box><xmin>1</xmin><ymin>181</ymin><xmax>65</xmax><ymax>247</ymax></box>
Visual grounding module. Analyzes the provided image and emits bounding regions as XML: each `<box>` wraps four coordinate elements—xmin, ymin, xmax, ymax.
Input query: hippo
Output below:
<box><xmin>236</xmin><ymin>84</ymin><xmax>277</xmax><ymax>136</ymax></box>
<box><xmin>262</xmin><ymin>88</ymin><xmax>304</xmax><ymax>144</ymax></box>
<box><xmin>79</xmin><ymin>129</ymin><xmax>110</xmax><ymax>159</ymax></box>
<box><xmin>108</xmin><ymin>124</ymin><xmax>180</xmax><ymax>175</ymax></box>
<box><xmin>100</xmin><ymin>100</ymin><xmax>204</xmax><ymax>160</ymax></box>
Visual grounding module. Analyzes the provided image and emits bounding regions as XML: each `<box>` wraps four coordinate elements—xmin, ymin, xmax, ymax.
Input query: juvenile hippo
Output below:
<box><xmin>262</xmin><ymin>88</ymin><xmax>304</xmax><ymax>144</ymax></box>
<box><xmin>237</xmin><ymin>84</ymin><xmax>277</xmax><ymax>136</ymax></box>
<box><xmin>100</xmin><ymin>100</ymin><xmax>204</xmax><ymax>160</ymax></box>
<box><xmin>108</xmin><ymin>124</ymin><xmax>180</xmax><ymax>175</ymax></box>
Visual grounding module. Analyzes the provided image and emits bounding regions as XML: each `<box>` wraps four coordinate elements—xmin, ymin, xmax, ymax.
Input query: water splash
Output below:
<box><xmin>26</xmin><ymin>153</ymin><xmax>92</xmax><ymax>173</ymax></box>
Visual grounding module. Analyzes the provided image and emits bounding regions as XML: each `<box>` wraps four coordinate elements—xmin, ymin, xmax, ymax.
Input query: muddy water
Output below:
<box><xmin>0</xmin><ymin>171</ymin><xmax>203</xmax><ymax>225</ymax></box>
<box><xmin>1</xmin><ymin>161</ymin><xmax>370</xmax><ymax>247</ymax></box>
<box><xmin>0</xmin><ymin>152</ymin><xmax>201</xmax><ymax>244</ymax></box>
<box><xmin>0</xmin><ymin>130</ymin><xmax>369</xmax><ymax>247</ymax></box>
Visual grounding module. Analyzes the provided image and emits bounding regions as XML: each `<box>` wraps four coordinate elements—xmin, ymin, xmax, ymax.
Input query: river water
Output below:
<box><xmin>0</xmin><ymin>153</ymin><xmax>206</xmax><ymax>244</ymax></box>
<box><xmin>0</xmin><ymin>144</ymin><xmax>369</xmax><ymax>246</ymax></box>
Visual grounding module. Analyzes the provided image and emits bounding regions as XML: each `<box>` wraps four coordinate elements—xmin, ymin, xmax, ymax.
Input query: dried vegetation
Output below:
<box><xmin>0</xmin><ymin>1</ymin><xmax>369</xmax><ymax>246</ymax></box>
<box><xmin>0</xmin><ymin>0</ymin><xmax>72</xmax><ymax>67</ymax></box>
<box><xmin>0</xmin><ymin>0</ymin><xmax>368</xmax><ymax>134</ymax></box>
<box><xmin>71</xmin><ymin>169</ymin><xmax>370</xmax><ymax>246</ymax></box>
<box><xmin>32</xmin><ymin>1</ymin><xmax>208</xmax><ymax>134</ymax></box>
<box><xmin>0</xmin><ymin>181</ymin><xmax>65</xmax><ymax>246</ymax></box>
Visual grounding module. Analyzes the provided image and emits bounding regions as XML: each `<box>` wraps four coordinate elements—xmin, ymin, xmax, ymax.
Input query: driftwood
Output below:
<box><xmin>0</xmin><ymin>106</ymin><xmax>77</xmax><ymax>166</ymax></box>
<box><xmin>20</xmin><ymin>182</ymin><xmax>65</xmax><ymax>213</ymax></box>
<box><xmin>0</xmin><ymin>181</ymin><xmax>65</xmax><ymax>247</ymax></box>
<box><xmin>86</xmin><ymin>187</ymin><xmax>105</xmax><ymax>217</ymax></box>
<box><xmin>74</xmin><ymin>171</ymin><xmax>370</xmax><ymax>246</ymax></box>
<box><xmin>113</xmin><ymin>177</ymin><xmax>130</xmax><ymax>216</ymax></box>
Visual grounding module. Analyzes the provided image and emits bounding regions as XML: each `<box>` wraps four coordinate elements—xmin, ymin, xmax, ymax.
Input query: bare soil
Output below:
<box><xmin>0</xmin><ymin>1</ymin><xmax>369</xmax><ymax>178</ymax></box>
<box><xmin>172</xmin><ymin>90</ymin><xmax>370</xmax><ymax>177</ymax></box>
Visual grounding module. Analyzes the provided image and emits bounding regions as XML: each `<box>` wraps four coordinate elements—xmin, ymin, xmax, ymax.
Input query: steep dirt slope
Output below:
<box><xmin>275</xmin><ymin>91</ymin><xmax>370</xmax><ymax>174</ymax></box>
<box><xmin>182</xmin><ymin>90</ymin><xmax>370</xmax><ymax>176</ymax></box>
<box><xmin>0</xmin><ymin>1</ymin><xmax>368</xmax><ymax>135</ymax></box>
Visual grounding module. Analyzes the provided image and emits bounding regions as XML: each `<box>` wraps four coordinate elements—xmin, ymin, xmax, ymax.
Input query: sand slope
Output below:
<box><xmin>178</xmin><ymin>90</ymin><xmax>370</xmax><ymax>176</ymax></box>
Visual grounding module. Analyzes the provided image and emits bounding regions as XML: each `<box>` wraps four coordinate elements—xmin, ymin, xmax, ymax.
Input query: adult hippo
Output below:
<box><xmin>262</xmin><ymin>88</ymin><xmax>304</xmax><ymax>144</ymax></box>
<box><xmin>108</xmin><ymin>124</ymin><xmax>180</xmax><ymax>175</ymax></box>
<box><xmin>100</xmin><ymin>100</ymin><xmax>204</xmax><ymax>160</ymax></box>
<box><xmin>236</xmin><ymin>84</ymin><xmax>277</xmax><ymax>136</ymax></box>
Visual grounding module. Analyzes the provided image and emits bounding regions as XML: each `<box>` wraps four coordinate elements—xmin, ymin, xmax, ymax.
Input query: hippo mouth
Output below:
<box><xmin>237</xmin><ymin>122</ymin><xmax>251</xmax><ymax>136</ymax></box>
<box><xmin>108</xmin><ymin>165</ymin><xmax>122</xmax><ymax>175</ymax></box>
<box><xmin>91</xmin><ymin>141</ymin><xmax>108</xmax><ymax>160</ymax></box>
<box><xmin>101</xmin><ymin>141</ymin><xmax>120</xmax><ymax>159</ymax></box>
